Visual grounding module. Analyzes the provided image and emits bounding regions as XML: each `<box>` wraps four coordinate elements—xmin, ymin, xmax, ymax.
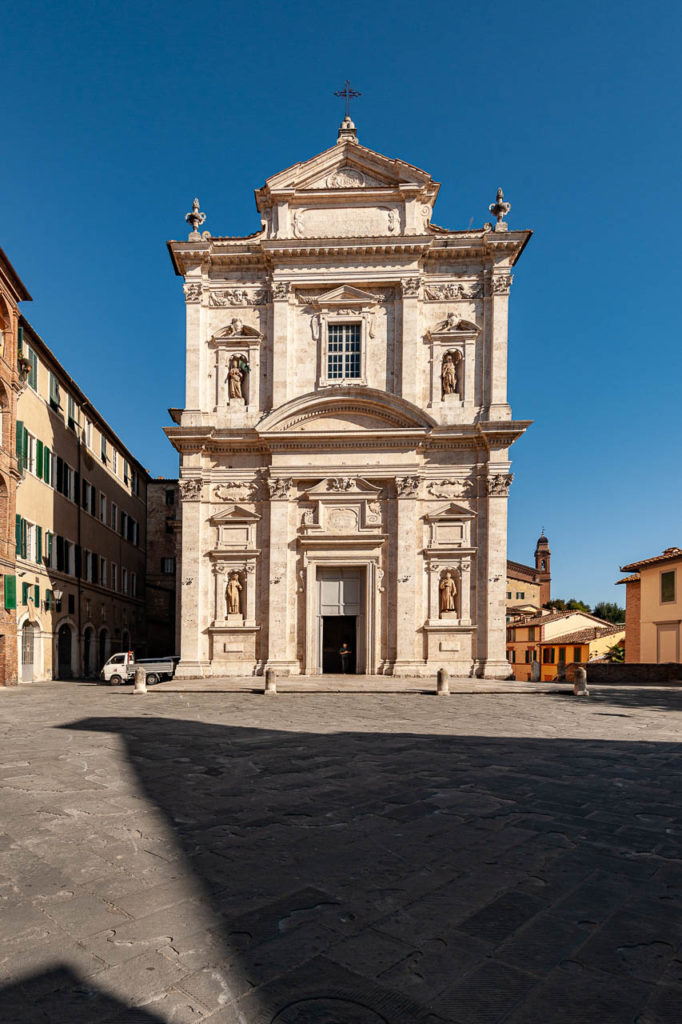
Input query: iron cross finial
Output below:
<box><xmin>334</xmin><ymin>79</ymin><xmax>361</xmax><ymax>118</ymax></box>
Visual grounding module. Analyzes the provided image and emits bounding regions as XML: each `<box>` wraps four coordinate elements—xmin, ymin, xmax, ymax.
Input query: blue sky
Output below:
<box><xmin>2</xmin><ymin>0</ymin><xmax>680</xmax><ymax>606</ymax></box>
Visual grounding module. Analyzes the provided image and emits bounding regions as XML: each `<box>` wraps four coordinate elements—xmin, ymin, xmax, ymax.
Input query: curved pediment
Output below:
<box><xmin>257</xmin><ymin>387</ymin><xmax>436</xmax><ymax>434</ymax></box>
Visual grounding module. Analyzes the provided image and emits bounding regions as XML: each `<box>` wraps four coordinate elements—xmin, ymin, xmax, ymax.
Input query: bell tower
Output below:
<box><xmin>534</xmin><ymin>531</ymin><xmax>551</xmax><ymax>606</ymax></box>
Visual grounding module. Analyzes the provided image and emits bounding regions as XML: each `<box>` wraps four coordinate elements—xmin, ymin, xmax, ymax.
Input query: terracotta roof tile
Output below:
<box><xmin>539</xmin><ymin>624</ymin><xmax>624</xmax><ymax>646</ymax></box>
<box><xmin>616</xmin><ymin>574</ymin><xmax>640</xmax><ymax>585</ymax></box>
<box><xmin>621</xmin><ymin>548</ymin><xmax>682</xmax><ymax>572</ymax></box>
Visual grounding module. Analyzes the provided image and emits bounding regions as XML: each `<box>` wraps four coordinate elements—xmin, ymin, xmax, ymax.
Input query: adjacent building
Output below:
<box><xmin>617</xmin><ymin>547</ymin><xmax>682</xmax><ymax>663</ymax></box>
<box><xmin>506</xmin><ymin>608</ymin><xmax>615</xmax><ymax>681</ymax></box>
<box><xmin>145</xmin><ymin>479</ymin><xmax>179</xmax><ymax>656</ymax></box>
<box><xmin>536</xmin><ymin>623</ymin><xmax>625</xmax><ymax>681</ymax></box>
<box><xmin>506</xmin><ymin>532</ymin><xmax>551</xmax><ymax>620</ymax></box>
<box><xmin>14</xmin><ymin>318</ymin><xmax>149</xmax><ymax>680</ymax></box>
<box><xmin>0</xmin><ymin>249</ymin><xmax>31</xmax><ymax>685</ymax></box>
<box><xmin>165</xmin><ymin>115</ymin><xmax>532</xmax><ymax>678</ymax></box>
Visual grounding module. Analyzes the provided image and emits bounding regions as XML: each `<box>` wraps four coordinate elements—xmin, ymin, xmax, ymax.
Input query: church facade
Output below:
<box><xmin>165</xmin><ymin>117</ymin><xmax>532</xmax><ymax>678</ymax></box>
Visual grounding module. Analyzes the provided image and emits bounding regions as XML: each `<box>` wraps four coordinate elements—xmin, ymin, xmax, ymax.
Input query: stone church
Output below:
<box><xmin>165</xmin><ymin>115</ymin><xmax>532</xmax><ymax>678</ymax></box>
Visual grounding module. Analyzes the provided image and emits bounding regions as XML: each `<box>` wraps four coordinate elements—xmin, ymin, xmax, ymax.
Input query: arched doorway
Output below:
<box><xmin>21</xmin><ymin>622</ymin><xmax>38</xmax><ymax>682</ymax></box>
<box><xmin>83</xmin><ymin>626</ymin><xmax>95</xmax><ymax>677</ymax></box>
<box><xmin>57</xmin><ymin>624</ymin><xmax>72</xmax><ymax>680</ymax></box>
<box><xmin>98</xmin><ymin>629</ymin><xmax>109</xmax><ymax>669</ymax></box>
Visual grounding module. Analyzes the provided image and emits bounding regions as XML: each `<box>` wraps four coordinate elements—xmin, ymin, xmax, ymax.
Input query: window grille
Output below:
<box><xmin>327</xmin><ymin>323</ymin><xmax>361</xmax><ymax>380</ymax></box>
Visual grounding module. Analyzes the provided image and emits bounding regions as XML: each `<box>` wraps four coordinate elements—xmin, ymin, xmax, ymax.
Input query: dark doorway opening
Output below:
<box><xmin>57</xmin><ymin>625</ymin><xmax>72</xmax><ymax>680</ymax></box>
<box><xmin>322</xmin><ymin>616</ymin><xmax>356</xmax><ymax>674</ymax></box>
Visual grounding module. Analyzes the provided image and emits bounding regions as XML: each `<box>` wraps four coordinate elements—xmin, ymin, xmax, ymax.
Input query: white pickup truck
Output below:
<box><xmin>100</xmin><ymin>651</ymin><xmax>178</xmax><ymax>686</ymax></box>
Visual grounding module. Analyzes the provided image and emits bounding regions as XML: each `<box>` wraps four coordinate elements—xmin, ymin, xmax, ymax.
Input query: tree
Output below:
<box><xmin>544</xmin><ymin>598</ymin><xmax>592</xmax><ymax>613</ymax></box>
<box><xmin>592</xmin><ymin>601</ymin><xmax>625</xmax><ymax>624</ymax></box>
<box><xmin>606</xmin><ymin>641</ymin><xmax>625</xmax><ymax>663</ymax></box>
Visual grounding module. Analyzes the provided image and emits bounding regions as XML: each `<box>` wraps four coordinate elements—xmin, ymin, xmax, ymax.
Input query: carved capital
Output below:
<box><xmin>485</xmin><ymin>473</ymin><xmax>513</xmax><ymax>496</ymax></box>
<box><xmin>271</xmin><ymin>281</ymin><xmax>291</xmax><ymax>301</ymax></box>
<box><xmin>183</xmin><ymin>282</ymin><xmax>202</xmax><ymax>303</ymax></box>
<box><xmin>179</xmin><ymin>478</ymin><xmax>202</xmax><ymax>500</ymax></box>
<box><xmin>486</xmin><ymin>274</ymin><xmax>513</xmax><ymax>297</ymax></box>
<box><xmin>395</xmin><ymin>475</ymin><xmax>420</xmax><ymax>497</ymax></box>
<box><xmin>401</xmin><ymin>277</ymin><xmax>421</xmax><ymax>298</ymax></box>
<box><xmin>268</xmin><ymin>477</ymin><xmax>292</xmax><ymax>499</ymax></box>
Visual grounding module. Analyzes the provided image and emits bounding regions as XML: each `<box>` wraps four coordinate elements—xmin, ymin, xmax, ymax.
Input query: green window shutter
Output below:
<box><xmin>36</xmin><ymin>440</ymin><xmax>43</xmax><ymax>478</ymax></box>
<box><xmin>17</xmin><ymin>326</ymin><xmax>23</xmax><ymax>354</ymax></box>
<box><xmin>15</xmin><ymin>420</ymin><xmax>23</xmax><ymax>473</ymax></box>
<box><xmin>45</xmin><ymin>531</ymin><xmax>52</xmax><ymax>567</ymax></box>
<box><xmin>22</xmin><ymin>582</ymin><xmax>29</xmax><ymax>605</ymax></box>
<box><xmin>34</xmin><ymin>584</ymin><xmax>40</xmax><ymax>606</ymax></box>
<box><xmin>15</xmin><ymin>514</ymin><xmax>22</xmax><ymax>555</ymax></box>
<box><xmin>4</xmin><ymin>575</ymin><xmax>16</xmax><ymax>611</ymax></box>
<box><xmin>36</xmin><ymin>526</ymin><xmax>43</xmax><ymax>563</ymax></box>
<box><xmin>43</xmin><ymin>446</ymin><xmax>51</xmax><ymax>484</ymax></box>
<box><xmin>21</xmin><ymin>519</ymin><xmax>27</xmax><ymax>560</ymax></box>
<box><xmin>22</xmin><ymin>427</ymin><xmax>28</xmax><ymax>465</ymax></box>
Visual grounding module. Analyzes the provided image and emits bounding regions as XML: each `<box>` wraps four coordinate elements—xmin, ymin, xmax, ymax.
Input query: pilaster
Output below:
<box><xmin>392</xmin><ymin>477</ymin><xmax>421</xmax><ymax>675</ymax></box>
<box><xmin>477</xmin><ymin>470</ymin><xmax>513</xmax><ymax>678</ymax></box>
<box><xmin>400</xmin><ymin>278</ymin><xmax>420</xmax><ymax>406</ymax></box>
<box><xmin>174</xmin><ymin>483</ymin><xmax>208</xmax><ymax>677</ymax></box>
<box><xmin>265</xmin><ymin>477</ymin><xmax>297</xmax><ymax>673</ymax></box>
<box><xmin>484</xmin><ymin>269</ymin><xmax>512</xmax><ymax>420</ymax></box>
<box><xmin>271</xmin><ymin>282</ymin><xmax>290</xmax><ymax>408</ymax></box>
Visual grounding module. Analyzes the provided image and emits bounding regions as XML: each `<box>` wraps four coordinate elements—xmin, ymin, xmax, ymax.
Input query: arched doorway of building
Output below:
<box><xmin>21</xmin><ymin>621</ymin><xmax>38</xmax><ymax>682</ymax></box>
<box><xmin>56</xmin><ymin>624</ymin><xmax>73</xmax><ymax>679</ymax></box>
<box><xmin>98</xmin><ymin>629</ymin><xmax>109</xmax><ymax>670</ymax></box>
<box><xmin>83</xmin><ymin>626</ymin><xmax>95</xmax><ymax>677</ymax></box>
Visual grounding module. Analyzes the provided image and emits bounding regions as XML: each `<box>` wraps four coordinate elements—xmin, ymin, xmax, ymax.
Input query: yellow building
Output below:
<box><xmin>618</xmin><ymin>547</ymin><xmax>682</xmax><ymax>663</ymax></box>
<box><xmin>14</xmin><ymin>318</ymin><xmax>149</xmax><ymax>680</ymax></box>
<box><xmin>506</xmin><ymin>609</ymin><xmax>614</xmax><ymax>681</ymax></box>
<box><xmin>536</xmin><ymin>624</ymin><xmax>624</xmax><ymax>681</ymax></box>
<box><xmin>506</xmin><ymin>532</ymin><xmax>551</xmax><ymax>621</ymax></box>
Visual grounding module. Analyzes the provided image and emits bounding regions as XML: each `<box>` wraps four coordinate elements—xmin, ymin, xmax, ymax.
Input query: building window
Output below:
<box><xmin>528</xmin><ymin>627</ymin><xmax>535</xmax><ymax>641</ymax></box>
<box><xmin>82</xmin><ymin>480</ymin><xmax>96</xmax><ymax>516</ymax></box>
<box><xmin>165</xmin><ymin>488</ymin><xmax>175</xmax><ymax>506</ymax></box>
<box><xmin>558</xmin><ymin>647</ymin><xmax>566</xmax><ymax>664</ymax></box>
<box><xmin>112</xmin><ymin>449</ymin><xmax>119</xmax><ymax>475</ymax></box>
<box><xmin>101</xmin><ymin>435</ymin><xmax>108</xmax><ymax>464</ymax></box>
<box><xmin>542</xmin><ymin>648</ymin><xmax>552</xmax><ymax>664</ymax></box>
<box><xmin>110</xmin><ymin>502</ymin><xmax>117</xmax><ymax>531</ymax></box>
<box><xmin>122</xmin><ymin>568</ymin><xmax>128</xmax><ymax>594</ymax></box>
<box><xmin>100</xmin><ymin>558</ymin><xmax>107</xmax><ymax>587</ymax></box>
<box><xmin>84</xmin><ymin>418</ymin><xmax>92</xmax><ymax>448</ymax></box>
<box><xmin>123</xmin><ymin>460</ymin><xmax>129</xmax><ymax>485</ymax></box>
<box><xmin>67</xmin><ymin>394</ymin><xmax>77</xmax><ymax>431</ymax></box>
<box><xmin>130</xmin><ymin>572</ymin><xmax>137</xmax><ymax>597</ymax></box>
<box><xmin>507</xmin><ymin>591</ymin><xmax>512</xmax><ymax>600</ymax></box>
<box><xmin>661</xmin><ymin>571</ymin><xmax>676</xmax><ymax>603</ymax></box>
<box><xmin>49</xmin><ymin>372</ymin><xmax>60</xmax><ymax>410</ymax></box>
<box><xmin>161</xmin><ymin>557</ymin><xmax>176</xmax><ymax>574</ymax></box>
<box><xmin>99</xmin><ymin>494</ymin><xmax>106</xmax><ymax>523</ymax></box>
<box><xmin>25</xmin><ymin>432</ymin><xmax>36</xmax><ymax>475</ymax></box>
<box><xmin>111</xmin><ymin>563</ymin><xmax>117</xmax><ymax>591</ymax></box>
<box><xmin>516</xmin><ymin>591</ymin><xmax>525</xmax><ymax>600</ymax></box>
<box><xmin>24</xmin><ymin>344</ymin><xmax>38</xmax><ymax>390</ymax></box>
<box><xmin>573</xmin><ymin>647</ymin><xmax>582</xmax><ymax>663</ymax></box>
<box><xmin>326</xmin><ymin>322</ymin><xmax>361</xmax><ymax>381</ymax></box>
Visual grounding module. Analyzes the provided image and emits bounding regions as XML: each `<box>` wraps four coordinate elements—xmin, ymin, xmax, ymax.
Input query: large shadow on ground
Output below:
<box><xmin>6</xmin><ymin>713</ymin><xmax>682</xmax><ymax>1022</ymax></box>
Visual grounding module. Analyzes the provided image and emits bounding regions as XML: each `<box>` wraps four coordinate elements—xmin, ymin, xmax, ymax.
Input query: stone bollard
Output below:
<box><xmin>264</xmin><ymin>668</ymin><xmax>277</xmax><ymax>695</ymax></box>
<box><xmin>133</xmin><ymin>666</ymin><xmax>147</xmax><ymax>695</ymax></box>
<box><xmin>436</xmin><ymin>667</ymin><xmax>449</xmax><ymax>696</ymax></box>
<box><xmin>573</xmin><ymin>667</ymin><xmax>589</xmax><ymax>697</ymax></box>
<box><xmin>530</xmin><ymin>660</ymin><xmax>541</xmax><ymax>682</ymax></box>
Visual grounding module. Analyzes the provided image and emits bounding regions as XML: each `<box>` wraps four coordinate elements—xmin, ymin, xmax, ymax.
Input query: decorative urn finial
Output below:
<box><xmin>489</xmin><ymin>188</ymin><xmax>511</xmax><ymax>232</ymax></box>
<box><xmin>185</xmin><ymin>198</ymin><xmax>209</xmax><ymax>240</ymax></box>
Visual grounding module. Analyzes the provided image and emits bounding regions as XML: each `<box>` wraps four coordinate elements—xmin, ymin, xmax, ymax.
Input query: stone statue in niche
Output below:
<box><xmin>228</xmin><ymin>356</ymin><xmax>246</xmax><ymax>400</ymax></box>
<box><xmin>441</xmin><ymin>352</ymin><xmax>460</xmax><ymax>397</ymax></box>
<box><xmin>439</xmin><ymin>571</ymin><xmax>458</xmax><ymax>614</ymax></box>
<box><xmin>226</xmin><ymin>572</ymin><xmax>243</xmax><ymax>616</ymax></box>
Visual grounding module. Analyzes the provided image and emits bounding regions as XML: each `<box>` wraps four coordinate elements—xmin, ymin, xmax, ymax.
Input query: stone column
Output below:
<box><xmin>265</xmin><ymin>478</ymin><xmax>297</xmax><ymax>673</ymax></box>
<box><xmin>184</xmin><ymin>280</ymin><xmax>203</xmax><ymax>410</ymax></box>
<box><xmin>459</xmin><ymin>559</ymin><xmax>472</xmax><ymax>625</ymax></box>
<box><xmin>271</xmin><ymin>282</ymin><xmax>290</xmax><ymax>408</ymax></box>
<box><xmin>477</xmin><ymin>471</ymin><xmax>512</xmax><ymax>678</ymax></box>
<box><xmin>392</xmin><ymin>476</ymin><xmax>420</xmax><ymax>675</ymax></box>
<box><xmin>400</xmin><ymin>278</ymin><xmax>420</xmax><ymax>406</ymax></box>
<box><xmin>484</xmin><ymin>270</ymin><xmax>512</xmax><ymax>421</ymax></box>
<box><xmin>175</xmin><ymin>482</ymin><xmax>208</xmax><ymax>677</ymax></box>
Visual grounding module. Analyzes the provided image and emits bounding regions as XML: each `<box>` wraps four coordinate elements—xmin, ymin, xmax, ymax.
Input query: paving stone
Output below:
<box><xmin>432</xmin><ymin>959</ymin><xmax>538</xmax><ymax>1022</ymax></box>
<box><xmin>504</xmin><ymin>960</ymin><xmax>651</xmax><ymax>1023</ymax></box>
<box><xmin>458</xmin><ymin>890</ymin><xmax>548</xmax><ymax>943</ymax></box>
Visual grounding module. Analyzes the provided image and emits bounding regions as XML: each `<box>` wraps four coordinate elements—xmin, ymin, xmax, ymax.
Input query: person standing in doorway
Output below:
<box><xmin>339</xmin><ymin>641</ymin><xmax>353</xmax><ymax>674</ymax></box>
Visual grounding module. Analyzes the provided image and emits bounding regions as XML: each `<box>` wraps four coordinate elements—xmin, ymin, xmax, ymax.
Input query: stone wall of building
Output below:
<box><xmin>145</xmin><ymin>480</ymin><xmax>179</xmax><ymax>656</ymax></box>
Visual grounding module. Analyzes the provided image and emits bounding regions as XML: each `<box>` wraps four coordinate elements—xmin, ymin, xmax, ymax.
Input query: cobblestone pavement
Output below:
<box><xmin>2</xmin><ymin>682</ymin><xmax>682</xmax><ymax>1022</ymax></box>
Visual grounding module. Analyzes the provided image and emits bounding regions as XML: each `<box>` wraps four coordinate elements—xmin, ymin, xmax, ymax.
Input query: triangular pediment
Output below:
<box><xmin>314</xmin><ymin>285</ymin><xmax>380</xmax><ymax>306</ymax></box>
<box><xmin>425</xmin><ymin>502</ymin><xmax>476</xmax><ymax>521</ymax></box>
<box><xmin>256</xmin><ymin>139</ymin><xmax>438</xmax><ymax>206</ymax></box>
<box><xmin>304</xmin><ymin>476</ymin><xmax>383</xmax><ymax>498</ymax></box>
<box><xmin>428</xmin><ymin>315</ymin><xmax>481</xmax><ymax>337</ymax></box>
<box><xmin>209</xmin><ymin>504</ymin><xmax>261</xmax><ymax>524</ymax></box>
<box><xmin>212</xmin><ymin>320</ymin><xmax>262</xmax><ymax>341</ymax></box>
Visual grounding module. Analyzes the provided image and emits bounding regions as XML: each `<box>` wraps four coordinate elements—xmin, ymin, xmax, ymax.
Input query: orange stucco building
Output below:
<box><xmin>0</xmin><ymin>248</ymin><xmax>31</xmax><ymax>685</ymax></box>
